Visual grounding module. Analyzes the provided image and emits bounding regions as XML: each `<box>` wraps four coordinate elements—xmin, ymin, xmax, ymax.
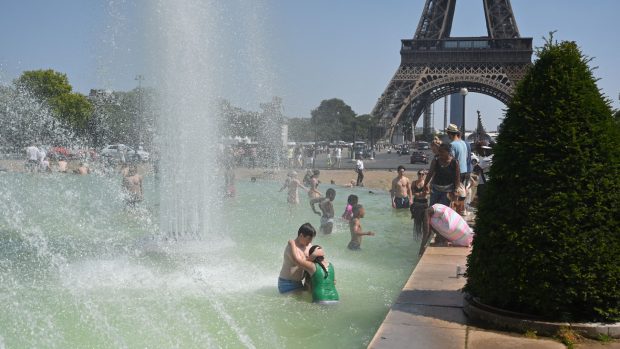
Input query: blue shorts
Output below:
<box><xmin>347</xmin><ymin>241</ymin><xmax>361</xmax><ymax>250</ymax></box>
<box><xmin>278</xmin><ymin>277</ymin><xmax>304</xmax><ymax>294</ymax></box>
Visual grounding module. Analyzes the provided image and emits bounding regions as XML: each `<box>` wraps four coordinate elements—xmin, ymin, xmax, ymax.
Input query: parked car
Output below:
<box><xmin>397</xmin><ymin>145</ymin><xmax>410</xmax><ymax>155</ymax></box>
<box><xmin>100</xmin><ymin>144</ymin><xmax>149</xmax><ymax>162</ymax></box>
<box><xmin>416</xmin><ymin>141</ymin><xmax>430</xmax><ymax>150</ymax></box>
<box><xmin>353</xmin><ymin>142</ymin><xmax>372</xmax><ymax>159</ymax></box>
<box><xmin>410</xmin><ymin>151</ymin><xmax>429</xmax><ymax>164</ymax></box>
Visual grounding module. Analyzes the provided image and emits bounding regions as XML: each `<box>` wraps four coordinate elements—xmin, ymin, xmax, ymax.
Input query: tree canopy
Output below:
<box><xmin>14</xmin><ymin>69</ymin><xmax>92</xmax><ymax>130</ymax></box>
<box><xmin>14</xmin><ymin>69</ymin><xmax>72</xmax><ymax>99</ymax></box>
<box><xmin>308</xmin><ymin>98</ymin><xmax>382</xmax><ymax>142</ymax></box>
<box><xmin>310</xmin><ymin>98</ymin><xmax>357</xmax><ymax>141</ymax></box>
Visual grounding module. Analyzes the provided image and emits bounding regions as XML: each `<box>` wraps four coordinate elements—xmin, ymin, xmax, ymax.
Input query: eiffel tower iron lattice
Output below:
<box><xmin>372</xmin><ymin>0</ymin><xmax>532</xmax><ymax>140</ymax></box>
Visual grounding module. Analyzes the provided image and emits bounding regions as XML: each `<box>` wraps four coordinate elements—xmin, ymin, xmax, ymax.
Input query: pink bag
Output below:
<box><xmin>429</xmin><ymin>204</ymin><xmax>474</xmax><ymax>246</ymax></box>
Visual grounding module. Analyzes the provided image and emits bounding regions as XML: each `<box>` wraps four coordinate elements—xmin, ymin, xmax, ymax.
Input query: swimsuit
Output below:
<box><xmin>342</xmin><ymin>204</ymin><xmax>353</xmax><ymax>221</ymax></box>
<box><xmin>278</xmin><ymin>277</ymin><xmax>304</xmax><ymax>294</ymax></box>
<box><xmin>310</xmin><ymin>262</ymin><xmax>339</xmax><ymax>303</ymax></box>
<box><xmin>347</xmin><ymin>241</ymin><xmax>361</xmax><ymax>250</ymax></box>
<box><xmin>394</xmin><ymin>196</ymin><xmax>410</xmax><ymax>209</ymax></box>
<box><xmin>320</xmin><ymin>216</ymin><xmax>334</xmax><ymax>226</ymax></box>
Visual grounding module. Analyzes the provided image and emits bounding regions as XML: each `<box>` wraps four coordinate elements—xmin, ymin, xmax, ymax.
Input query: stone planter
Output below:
<box><xmin>463</xmin><ymin>293</ymin><xmax>620</xmax><ymax>339</ymax></box>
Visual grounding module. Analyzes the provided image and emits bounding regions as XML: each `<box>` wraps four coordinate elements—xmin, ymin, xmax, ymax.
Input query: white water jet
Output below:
<box><xmin>148</xmin><ymin>1</ymin><xmax>226</xmax><ymax>236</ymax></box>
<box><xmin>145</xmin><ymin>0</ymin><xmax>276</xmax><ymax>236</ymax></box>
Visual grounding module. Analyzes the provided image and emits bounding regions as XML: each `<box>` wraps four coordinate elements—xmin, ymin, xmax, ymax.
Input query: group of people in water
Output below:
<box><xmin>277</xmin><ymin>168</ymin><xmax>377</xmax><ymax>304</ymax></box>
<box><xmin>24</xmin><ymin>143</ymin><xmax>143</xmax><ymax>207</ymax></box>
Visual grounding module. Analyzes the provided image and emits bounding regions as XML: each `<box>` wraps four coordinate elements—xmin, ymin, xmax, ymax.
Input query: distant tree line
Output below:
<box><xmin>0</xmin><ymin>69</ymin><xmax>386</xmax><ymax>153</ymax></box>
<box><xmin>0</xmin><ymin>69</ymin><xmax>156</xmax><ymax>151</ymax></box>
<box><xmin>288</xmin><ymin>98</ymin><xmax>385</xmax><ymax>143</ymax></box>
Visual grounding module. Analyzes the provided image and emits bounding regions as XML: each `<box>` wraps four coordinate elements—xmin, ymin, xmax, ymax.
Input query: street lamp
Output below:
<box><xmin>459</xmin><ymin>88</ymin><xmax>468</xmax><ymax>138</ymax></box>
<box><xmin>135</xmin><ymin>74</ymin><xmax>145</xmax><ymax>151</ymax></box>
<box><xmin>313</xmin><ymin>117</ymin><xmax>317</xmax><ymax>168</ymax></box>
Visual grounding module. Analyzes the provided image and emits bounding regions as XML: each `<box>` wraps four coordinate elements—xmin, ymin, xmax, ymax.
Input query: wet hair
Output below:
<box><xmin>397</xmin><ymin>165</ymin><xmax>405</xmax><ymax>172</ymax></box>
<box><xmin>347</xmin><ymin>194</ymin><xmax>358</xmax><ymax>206</ymax></box>
<box><xmin>298</xmin><ymin>223</ymin><xmax>317</xmax><ymax>238</ymax></box>
<box><xmin>352</xmin><ymin>204</ymin><xmax>364</xmax><ymax>217</ymax></box>
<box><xmin>309</xmin><ymin>245</ymin><xmax>328</xmax><ymax>279</ymax></box>
<box><xmin>326</xmin><ymin>188</ymin><xmax>336</xmax><ymax>199</ymax></box>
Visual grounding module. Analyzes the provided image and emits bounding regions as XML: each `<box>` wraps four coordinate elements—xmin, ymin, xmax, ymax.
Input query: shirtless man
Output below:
<box><xmin>391</xmin><ymin>165</ymin><xmax>413</xmax><ymax>209</ymax></box>
<box><xmin>310</xmin><ymin>188</ymin><xmax>336</xmax><ymax>234</ymax></box>
<box><xmin>278</xmin><ymin>223</ymin><xmax>316</xmax><ymax>293</ymax></box>
<box><xmin>122</xmin><ymin>164</ymin><xmax>143</xmax><ymax>206</ymax></box>
<box><xmin>279</xmin><ymin>171</ymin><xmax>308</xmax><ymax>205</ymax></box>
<box><xmin>57</xmin><ymin>156</ymin><xmax>68</xmax><ymax>173</ymax></box>
<box><xmin>74</xmin><ymin>163</ymin><xmax>90</xmax><ymax>175</ymax></box>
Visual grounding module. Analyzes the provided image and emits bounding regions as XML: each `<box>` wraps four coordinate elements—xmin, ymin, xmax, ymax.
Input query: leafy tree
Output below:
<box><xmin>218</xmin><ymin>99</ymin><xmax>261</xmax><ymax>140</ymax></box>
<box><xmin>614</xmin><ymin>109</ymin><xmax>620</xmax><ymax>124</ymax></box>
<box><xmin>465</xmin><ymin>39</ymin><xmax>620</xmax><ymax>322</ymax></box>
<box><xmin>14</xmin><ymin>69</ymin><xmax>92</xmax><ymax>130</ymax></box>
<box><xmin>287</xmin><ymin>117</ymin><xmax>314</xmax><ymax>142</ymax></box>
<box><xmin>14</xmin><ymin>69</ymin><xmax>72</xmax><ymax>99</ymax></box>
<box><xmin>52</xmin><ymin>93</ymin><xmax>93</xmax><ymax>129</ymax></box>
<box><xmin>310</xmin><ymin>98</ymin><xmax>356</xmax><ymax>141</ymax></box>
<box><xmin>87</xmin><ymin>88</ymin><xmax>156</xmax><ymax>149</ymax></box>
<box><xmin>0</xmin><ymin>84</ymin><xmax>77</xmax><ymax>149</ymax></box>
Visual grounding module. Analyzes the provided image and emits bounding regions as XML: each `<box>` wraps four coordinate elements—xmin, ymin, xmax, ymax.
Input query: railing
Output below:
<box><xmin>401</xmin><ymin>37</ymin><xmax>532</xmax><ymax>51</ymax></box>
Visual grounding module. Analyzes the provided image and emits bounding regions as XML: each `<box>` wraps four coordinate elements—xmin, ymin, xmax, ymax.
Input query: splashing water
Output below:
<box><xmin>0</xmin><ymin>1</ymin><xmax>423</xmax><ymax>348</ymax></box>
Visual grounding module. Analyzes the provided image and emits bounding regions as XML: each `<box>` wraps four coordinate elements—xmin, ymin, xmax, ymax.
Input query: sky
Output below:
<box><xmin>1</xmin><ymin>0</ymin><xmax>619</xmax><ymax>132</ymax></box>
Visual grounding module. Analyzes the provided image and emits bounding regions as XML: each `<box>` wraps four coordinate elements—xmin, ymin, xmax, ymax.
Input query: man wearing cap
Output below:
<box><xmin>391</xmin><ymin>165</ymin><xmax>413</xmax><ymax>209</ymax></box>
<box><xmin>445</xmin><ymin>124</ymin><xmax>472</xmax><ymax>215</ymax></box>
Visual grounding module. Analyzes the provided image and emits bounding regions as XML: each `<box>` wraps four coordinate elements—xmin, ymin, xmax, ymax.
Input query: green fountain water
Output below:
<box><xmin>0</xmin><ymin>172</ymin><xmax>420</xmax><ymax>348</ymax></box>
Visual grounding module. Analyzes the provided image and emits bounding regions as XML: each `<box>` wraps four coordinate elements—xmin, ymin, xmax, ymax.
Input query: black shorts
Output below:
<box><xmin>394</xmin><ymin>197</ymin><xmax>410</xmax><ymax>209</ymax></box>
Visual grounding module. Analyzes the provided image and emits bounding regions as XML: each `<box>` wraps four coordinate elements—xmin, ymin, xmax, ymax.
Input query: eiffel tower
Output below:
<box><xmin>372</xmin><ymin>0</ymin><xmax>532</xmax><ymax>140</ymax></box>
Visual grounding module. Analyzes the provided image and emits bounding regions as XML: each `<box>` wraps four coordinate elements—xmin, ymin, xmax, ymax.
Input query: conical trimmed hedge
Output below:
<box><xmin>465</xmin><ymin>39</ymin><xmax>620</xmax><ymax>322</ymax></box>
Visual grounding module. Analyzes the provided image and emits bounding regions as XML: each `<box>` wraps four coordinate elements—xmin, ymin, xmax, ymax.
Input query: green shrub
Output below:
<box><xmin>465</xmin><ymin>38</ymin><xmax>620</xmax><ymax>322</ymax></box>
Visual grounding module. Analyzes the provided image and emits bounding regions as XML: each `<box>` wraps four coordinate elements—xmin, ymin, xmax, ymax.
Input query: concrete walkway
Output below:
<box><xmin>368</xmin><ymin>247</ymin><xmax>566</xmax><ymax>349</ymax></box>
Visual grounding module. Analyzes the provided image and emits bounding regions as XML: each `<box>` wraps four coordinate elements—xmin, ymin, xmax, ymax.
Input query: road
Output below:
<box><xmin>310</xmin><ymin>149</ymin><xmax>434</xmax><ymax>172</ymax></box>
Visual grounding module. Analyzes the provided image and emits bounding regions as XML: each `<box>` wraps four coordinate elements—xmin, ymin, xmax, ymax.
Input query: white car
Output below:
<box><xmin>100</xmin><ymin>144</ymin><xmax>150</xmax><ymax>162</ymax></box>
